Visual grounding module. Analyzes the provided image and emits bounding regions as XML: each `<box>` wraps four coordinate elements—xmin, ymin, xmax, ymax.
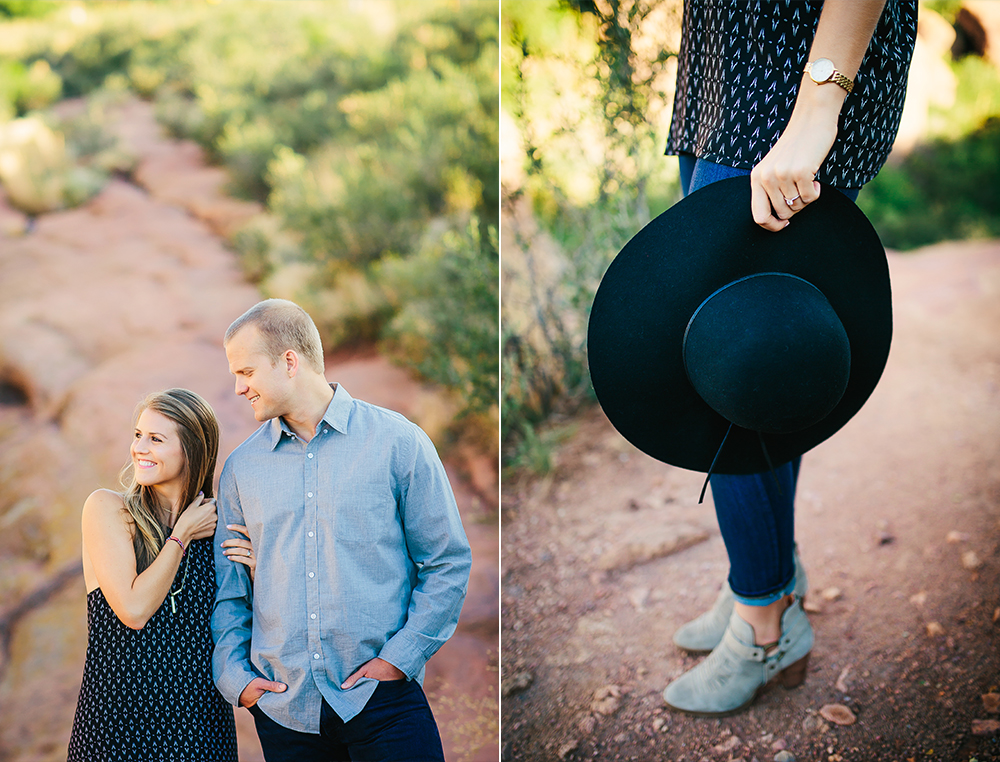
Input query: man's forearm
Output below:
<box><xmin>378</xmin><ymin>537</ymin><xmax>472</xmax><ymax>678</ymax></box>
<box><xmin>211</xmin><ymin>467</ymin><xmax>260</xmax><ymax>704</ymax></box>
<box><xmin>211</xmin><ymin>552</ymin><xmax>260</xmax><ymax>704</ymax></box>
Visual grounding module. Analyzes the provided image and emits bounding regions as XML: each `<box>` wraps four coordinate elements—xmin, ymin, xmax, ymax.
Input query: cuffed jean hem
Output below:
<box><xmin>730</xmin><ymin>574</ymin><xmax>796</xmax><ymax>607</ymax></box>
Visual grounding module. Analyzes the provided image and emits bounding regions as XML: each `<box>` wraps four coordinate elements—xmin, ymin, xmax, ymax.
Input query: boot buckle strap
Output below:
<box><xmin>721</xmin><ymin>628</ymin><xmax>765</xmax><ymax>662</ymax></box>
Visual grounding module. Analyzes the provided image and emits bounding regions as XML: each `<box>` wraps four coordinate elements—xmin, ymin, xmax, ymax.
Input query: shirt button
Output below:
<box><xmin>308</xmin><ymin>572</ymin><xmax>315</xmax><ymax>578</ymax></box>
<box><xmin>313</xmin><ymin>653</ymin><xmax>320</xmax><ymax>660</ymax></box>
<box><xmin>307</xmin><ymin>492</ymin><xmax>313</xmax><ymax>498</ymax></box>
<box><xmin>310</xmin><ymin>613</ymin><xmax>317</xmax><ymax>620</ymax></box>
<box><xmin>308</xmin><ymin>453</ymin><xmax>314</xmax><ymax>459</ymax></box>
<box><xmin>308</xmin><ymin>531</ymin><xmax>314</xmax><ymax>537</ymax></box>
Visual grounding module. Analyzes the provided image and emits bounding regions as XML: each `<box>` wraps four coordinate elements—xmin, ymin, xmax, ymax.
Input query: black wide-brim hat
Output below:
<box><xmin>587</xmin><ymin>176</ymin><xmax>891</xmax><ymax>475</ymax></box>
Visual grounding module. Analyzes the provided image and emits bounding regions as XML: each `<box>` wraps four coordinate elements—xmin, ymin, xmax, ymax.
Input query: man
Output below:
<box><xmin>211</xmin><ymin>298</ymin><xmax>472</xmax><ymax>761</ymax></box>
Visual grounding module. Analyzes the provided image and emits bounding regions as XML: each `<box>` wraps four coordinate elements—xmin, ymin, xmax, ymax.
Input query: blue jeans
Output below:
<box><xmin>249</xmin><ymin>680</ymin><xmax>445</xmax><ymax>762</ymax></box>
<box><xmin>677</xmin><ymin>155</ymin><xmax>859</xmax><ymax>605</ymax></box>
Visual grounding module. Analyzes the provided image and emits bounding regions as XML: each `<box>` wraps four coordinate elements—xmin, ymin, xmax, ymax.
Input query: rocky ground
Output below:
<box><xmin>501</xmin><ymin>240</ymin><xmax>1000</xmax><ymax>762</ymax></box>
<box><xmin>0</xmin><ymin>97</ymin><xmax>497</xmax><ymax>762</ymax></box>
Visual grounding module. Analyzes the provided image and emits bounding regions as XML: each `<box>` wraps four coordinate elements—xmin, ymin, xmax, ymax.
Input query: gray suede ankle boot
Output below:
<box><xmin>672</xmin><ymin>549</ymin><xmax>809</xmax><ymax>654</ymax></box>
<box><xmin>662</xmin><ymin>597</ymin><xmax>813</xmax><ymax>717</ymax></box>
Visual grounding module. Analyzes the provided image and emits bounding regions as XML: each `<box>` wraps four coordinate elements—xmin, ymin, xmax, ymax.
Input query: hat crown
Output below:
<box><xmin>683</xmin><ymin>273</ymin><xmax>851</xmax><ymax>434</ymax></box>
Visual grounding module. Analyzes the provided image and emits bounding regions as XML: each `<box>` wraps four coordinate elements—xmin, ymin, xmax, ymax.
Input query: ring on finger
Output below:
<box><xmin>783</xmin><ymin>194</ymin><xmax>800</xmax><ymax>206</ymax></box>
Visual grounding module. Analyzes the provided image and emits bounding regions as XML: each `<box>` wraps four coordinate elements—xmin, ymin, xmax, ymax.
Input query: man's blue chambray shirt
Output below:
<box><xmin>211</xmin><ymin>384</ymin><xmax>472</xmax><ymax>732</ymax></box>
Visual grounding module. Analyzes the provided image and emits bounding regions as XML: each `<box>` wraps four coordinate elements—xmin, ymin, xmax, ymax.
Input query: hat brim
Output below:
<box><xmin>587</xmin><ymin>176</ymin><xmax>891</xmax><ymax>474</ymax></box>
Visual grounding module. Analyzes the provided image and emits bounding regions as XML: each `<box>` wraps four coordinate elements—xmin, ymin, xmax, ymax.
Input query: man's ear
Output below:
<box><xmin>284</xmin><ymin>349</ymin><xmax>299</xmax><ymax>378</ymax></box>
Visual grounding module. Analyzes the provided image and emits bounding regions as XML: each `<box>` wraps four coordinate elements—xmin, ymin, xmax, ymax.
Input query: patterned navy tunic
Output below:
<box><xmin>665</xmin><ymin>0</ymin><xmax>918</xmax><ymax>188</ymax></box>
<box><xmin>67</xmin><ymin>537</ymin><xmax>238</xmax><ymax>761</ymax></box>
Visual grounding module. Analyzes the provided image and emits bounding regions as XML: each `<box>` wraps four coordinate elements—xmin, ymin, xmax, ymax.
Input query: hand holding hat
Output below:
<box><xmin>587</xmin><ymin>176</ymin><xmax>891</xmax><ymax>478</ymax></box>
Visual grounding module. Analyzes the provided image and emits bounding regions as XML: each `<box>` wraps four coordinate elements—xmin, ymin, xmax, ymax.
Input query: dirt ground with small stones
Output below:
<box><xmin>501</xmin><ymin>240</ymin><xmax>1000</xmax><ymax>762</ymax></box>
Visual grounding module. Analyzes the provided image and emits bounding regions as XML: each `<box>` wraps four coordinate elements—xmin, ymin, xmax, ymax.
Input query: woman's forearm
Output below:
<box><xmin>749</xmin><ymin>0</ymin><xmax>889</xmax><ymax>230</ymax></box>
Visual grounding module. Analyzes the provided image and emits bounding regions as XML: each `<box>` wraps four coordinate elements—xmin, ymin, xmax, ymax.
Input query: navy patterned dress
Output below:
<box><xmin>665</xmin><ymin>0</ymin><xmax>918</xmax><ymax>188</ymax></box>
<box><xmin>67</xmin><ymin>537</ymin><xmax>238</xmax><ymax>761</ymax></box>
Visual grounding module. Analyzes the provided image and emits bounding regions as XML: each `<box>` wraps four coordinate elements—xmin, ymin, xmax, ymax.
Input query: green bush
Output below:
<box><xmin>45</xmin><ymin>21</ymin><xmax>140</xmax><ymax>97</ymax></box>
<box><xmin>0</xmin><ymin>1</ymin><xmax>58</xmax><ymax>19</ymax></box>
<box><xmin>500</xmin><ymin>0</ymin><xmax>677</xmax><ymax>467</ymax></box>
<box><xmin>0</xmin><ymin>1</ymin><xmax>499</xmax><ymax>431</ymax></box>
<box><xmin>861</xmin><ymin>117</ymin><xmax>1000</xmax><ymax>249</ymax></box>
<box><xmin>379</xmin><ymin>218</ymin><xmax>499</xmax><ymax>419</ymax></box>
<box><xmin>0</xmin><ymin>58</ymin><xmax>62</xmax><ymax>119</ymax></box>
<box><xmin>860</xmin><ymin>52</ymin><xmax>1000</xmax><ymax>250</ymax></box>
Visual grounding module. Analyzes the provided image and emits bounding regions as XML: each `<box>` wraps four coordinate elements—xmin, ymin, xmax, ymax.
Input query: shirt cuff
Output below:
<box><xmin>378</xmin><ymin>629</ymin><xmax>428</xmax><ymax>680</ymax></box>
<box><xmin>217</xmin><ymin>666</ymin><xmax>261</xmax><ymax>707</ymax></box>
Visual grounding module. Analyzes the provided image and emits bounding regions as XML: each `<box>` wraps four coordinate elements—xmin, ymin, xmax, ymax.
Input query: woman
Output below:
<box><xmin>660</xmin><ymin>0</ymin><xmax>917</xmax><ymax>715</ymax></box>
<box><xmin>68</xmin><ymin>388</ymin><xmax>242</xmax><ymax>760</ymax></box>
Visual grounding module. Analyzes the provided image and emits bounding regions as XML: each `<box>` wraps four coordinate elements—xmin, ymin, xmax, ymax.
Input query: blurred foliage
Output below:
<box><xmin>379</xmin><ymin>219</ymin><xmax>499</xmax><ymax>418</ymax></box>
<box><xmin>0</xmin><ymin>58</ymin><xmax>62</xmax><ymax>120</ymax></box>
<box><xmin>0</xmin><ymin>1</ymin><xmax>58</xmax><ymax>19</ymax></box>
<box><xmin>0</xmin><ymin>90</ymin><xmax>133</xmax><ymax>214</ymax></box>
<box><xmin>0</xmin><ymin>0</ymin><xmax>498</xmax><ymax>441</ymax></box>
<box><xmin>860</xmin><ymin>43</ymin><xmax>1000</xmax><ymax>249</ymax></box>
<box><xmin>923</xmin><ymin>0</ymin><xmax>963</xmax><ymax>20</ymax></box>
<box><xmin>501</xmin><ymin>0</ymin><xmax>679</xmax><ymax>470</ymax></box>
<box><xmin>860</xmin><ymin>115</ymin><xmax>1000</xmax><ymax>249</ymax></box>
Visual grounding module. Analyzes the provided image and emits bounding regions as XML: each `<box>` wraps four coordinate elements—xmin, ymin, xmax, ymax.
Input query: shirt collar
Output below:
<box><xmin>267</xmin><ymin>383</ymin><xmax>353</xmax><ymax>449</ymax></box>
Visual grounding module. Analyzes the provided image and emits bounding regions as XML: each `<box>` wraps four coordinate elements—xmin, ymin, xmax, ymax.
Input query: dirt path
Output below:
<box><xmin>0</xmin><ymin>97</ymin><xmax>497</xmax><ymax>762</ymax></box>
<box><xmin>501</xmin><ymin>241</ymin><xmax>1000</xmax><ymax>761</ymax></box>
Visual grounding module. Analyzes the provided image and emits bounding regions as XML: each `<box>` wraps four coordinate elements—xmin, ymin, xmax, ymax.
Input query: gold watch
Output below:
<box><xmin>804</xmin><ymin>58</ymin><xmax>854</xmax><ymax>94</ymax></box>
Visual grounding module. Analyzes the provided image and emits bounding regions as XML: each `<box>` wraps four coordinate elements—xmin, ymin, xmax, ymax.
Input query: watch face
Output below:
<box><xmin>810</xmin><ymin>58</ymin><xmax>834</xmax><ymax>82</ymax></box>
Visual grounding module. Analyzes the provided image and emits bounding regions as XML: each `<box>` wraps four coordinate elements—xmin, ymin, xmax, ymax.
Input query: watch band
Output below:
<box><xmin>804</xmin><ymin>59</ymin><xmax>854</xmax><ymax>94</ymax></box>
<box><xmin>827</xmin><ymin>71</ymin><xmax>854</xmax><ymax>94</ymax></box>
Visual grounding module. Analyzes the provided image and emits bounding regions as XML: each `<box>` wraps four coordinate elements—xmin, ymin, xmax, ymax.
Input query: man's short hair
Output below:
<box><xmin>225</xmin><ymin>299</ymin><xmax>325</xmax><ymax>374</ymax></box>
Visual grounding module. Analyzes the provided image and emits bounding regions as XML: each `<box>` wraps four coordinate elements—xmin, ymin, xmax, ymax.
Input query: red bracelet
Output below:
<box><xmin>167</xmin><ymin>536</ymin><xmax>186</xmax><ymax>555</ymax></box>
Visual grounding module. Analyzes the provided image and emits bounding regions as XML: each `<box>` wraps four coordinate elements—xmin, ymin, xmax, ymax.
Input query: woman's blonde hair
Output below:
<box><xmin>118</xmin><ymin>389</ymin><xmax>220</xmax><ymax>572</ymax></box>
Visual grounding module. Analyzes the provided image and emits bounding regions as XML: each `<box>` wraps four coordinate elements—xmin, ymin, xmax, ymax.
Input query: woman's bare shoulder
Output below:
<box><xmin>82</xmin><ymin>489</ymin><xmax>127</xmax><ymax>521</ymax></box>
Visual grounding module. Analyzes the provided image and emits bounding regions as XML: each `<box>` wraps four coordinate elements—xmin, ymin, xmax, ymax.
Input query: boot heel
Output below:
<box><xmin>778</xmin><ymin>653</ymin><xmax>810</xmax><ymax>689</ymax></box>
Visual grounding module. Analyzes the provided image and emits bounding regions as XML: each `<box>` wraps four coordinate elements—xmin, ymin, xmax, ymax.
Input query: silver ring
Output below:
<box><xmin>784</xmin><ymin>195</ymin><xmax>800</xmax><ymax>206</ymax></box>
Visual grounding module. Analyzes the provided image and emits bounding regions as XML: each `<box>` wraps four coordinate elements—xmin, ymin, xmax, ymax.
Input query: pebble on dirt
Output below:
<box><xmin>875</xmin><ymin>519</ymin><xmax>894</xmax><ymax>544</ymax></box>
<box><xmin>926</xmin><ymin>621</ymin><xmax>945</xmax><ymax>637</ymax></box>
<box><xmin>501</xmin><ymin>670</ymin><xmax>534</xmax><ymax>698</ymax></box>
<box><xmin>774</xmin><ymin>751</ymin><xmax>796</xmax><ymax>762</ymax></box>
<box><xmin>802</xmin><ymin>715</ymin><xmax>830</xmax><ymax>734</ymax></box>
<box><xmin>556</xmin><ymin>739</ymin><xmax>578</xmax><ymax>759</ymax></box>
<box><xmin>835</xmin><ymin>665</ymin><xmax>852</xmax><ymax>693</ymax></box>
<box><xmin>983</xmin><ymin>693</ymin><xmax>1000</xmax><ymax>713</ymax></box>
<box><xmin>961</xmin><ymin>550</ymin><xmax>983</xmax><ymax>570</ymax></box>
<box><xmin>971</xmin><ymin>719</ymin><xmax>1000</xmax><ymax>736</ymax></box>
<box><xmin>712</xmin><ymin>735</ymin><xmax>740</xmax><ymax>753</ymax></box>
<box><xmin>590</xmin><ymin>685</ymin><xmax>621</xmax><ymax>715</ymax></box>
<box><xmin>803</xmin><ymin>598</ymin><xmax>825</xmax><ymax>614</ymax></box>
<box><xmin>819</xmin><ymin>704</ymin><xmax>857</xmax><ymax>726</ymax></box>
